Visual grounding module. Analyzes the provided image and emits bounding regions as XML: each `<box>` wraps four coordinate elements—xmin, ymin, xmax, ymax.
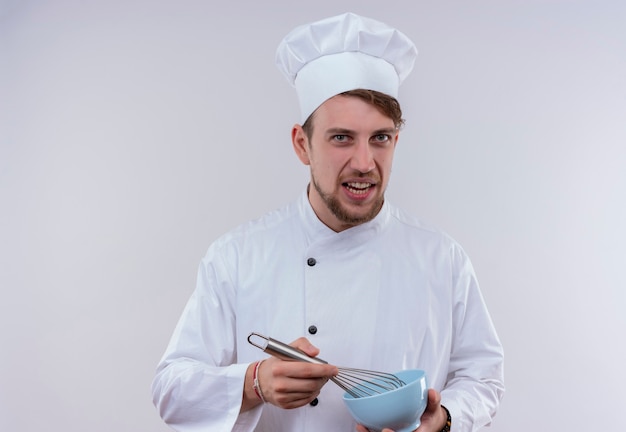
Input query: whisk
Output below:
<box><xmin>247</xmin><ymin>332</ymin><xmax>406</xmax><ymax>398</ymax></box>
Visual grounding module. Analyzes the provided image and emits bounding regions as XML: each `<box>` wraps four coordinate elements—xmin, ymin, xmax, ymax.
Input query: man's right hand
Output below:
<box><xmin>241</xmin><ymin>337</ymin><xmax>339</xmax><ymax>411</ymax></box>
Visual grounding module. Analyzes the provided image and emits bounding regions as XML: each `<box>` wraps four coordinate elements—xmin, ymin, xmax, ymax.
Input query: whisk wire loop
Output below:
<box><xmin>333</xmin><ymin>367</ymin><xmax>406</xmax><ymax>398</ymax></box>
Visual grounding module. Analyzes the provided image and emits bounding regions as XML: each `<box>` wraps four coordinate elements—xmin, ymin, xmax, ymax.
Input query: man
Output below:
<box><xmin>152</xmin><ymin>13</ymin><xmax>504</xmax><ymax>432</ymax></box>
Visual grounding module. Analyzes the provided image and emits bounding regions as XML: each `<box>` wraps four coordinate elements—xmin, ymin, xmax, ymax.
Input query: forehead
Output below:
<box><xmin>311</xmin><ymin>95</ymin><xmax>396</xmax><ymax>132</ymax></box>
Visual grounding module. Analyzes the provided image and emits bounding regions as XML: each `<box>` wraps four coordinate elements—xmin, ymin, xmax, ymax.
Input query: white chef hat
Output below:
<box><xmin>276</xmin><ymin>12</ymin><xmax>418</xmax><ymax>123</ymax></box>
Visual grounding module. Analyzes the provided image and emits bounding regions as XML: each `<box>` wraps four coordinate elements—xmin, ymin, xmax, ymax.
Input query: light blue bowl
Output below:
<box><xmin>342</xmin><ymin>369</ymin><xmax>428</xmax><ymax>432</ymax></box>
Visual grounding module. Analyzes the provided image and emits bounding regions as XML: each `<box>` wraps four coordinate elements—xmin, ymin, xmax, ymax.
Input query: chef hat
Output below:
<box><xmin>276</xmin><ymin>12</ymin><xmax>418</xmax><ymax>123</ymax></box>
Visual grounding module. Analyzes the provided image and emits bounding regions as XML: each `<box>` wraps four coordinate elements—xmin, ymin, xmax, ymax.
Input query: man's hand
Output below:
<box><xmin>355</xmin><ymin>388</ymin><xmax>447</xmax><ymax>432</ymax></box>
<box><xmin>242</xmin><ymin>337</ymin><xmax>338</xmax><ymax>411</ymax></box>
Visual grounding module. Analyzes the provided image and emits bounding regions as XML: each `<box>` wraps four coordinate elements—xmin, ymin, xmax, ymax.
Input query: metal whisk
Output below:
<box><xmin>247</xmin><ymin>332</ymin><xmax>406</xmax><ymax>398</ymax></box>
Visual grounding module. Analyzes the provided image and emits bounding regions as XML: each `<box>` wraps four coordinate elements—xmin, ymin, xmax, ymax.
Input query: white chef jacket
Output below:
<box><xmin>152</xmin><ymin>190</ymin><xmax>504</xmax><ymax>432</ymax></box>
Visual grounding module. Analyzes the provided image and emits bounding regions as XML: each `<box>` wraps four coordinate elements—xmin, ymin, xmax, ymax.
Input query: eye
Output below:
<box><xmin>373</xmin><ymin>134</ymin><xmax>390</xmax><ymax>143</ymax></box>
<box><xmin>333</xmin><ymin>135</ymin><xmax>348</xmax><ymax>142</ymax></box>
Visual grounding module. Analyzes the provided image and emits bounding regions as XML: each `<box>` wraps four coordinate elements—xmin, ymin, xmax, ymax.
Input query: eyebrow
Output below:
<box><xmin>325</xmin><ymin>127</ymin><xmax>397</xmax><ymax>135</ymax></box>
<box><xmin>372</xmin><ymin>128</ymin><xmax>398</xmax><ymax>135</ymax></box>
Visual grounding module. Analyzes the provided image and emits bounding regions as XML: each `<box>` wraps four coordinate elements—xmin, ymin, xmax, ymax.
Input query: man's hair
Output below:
<box><xmin>301</xmin><ymin>89</ymin><xmax>405</xmax><ymax>140</ymax></box>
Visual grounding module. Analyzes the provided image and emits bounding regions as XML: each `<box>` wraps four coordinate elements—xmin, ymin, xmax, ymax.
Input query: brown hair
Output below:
<box><xmin>301</xmin><ymin>89</ymin><xmax>405</xmax><ymax>139</ymax></box>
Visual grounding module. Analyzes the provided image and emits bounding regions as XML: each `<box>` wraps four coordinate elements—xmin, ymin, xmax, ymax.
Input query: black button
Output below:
<box><xmin>307</xmin><ymin>257</ymin><xmax>316</xmax><ymax>266</ymax></box>
<box><xmin>308</xmin><ymin>325</ymin><xmax>317</xmax><ymax>335</ymax></box>
<box><xmin>310</xmin><ymin>398</ymin><xmax>319</xmax><ymax>407</ymax></box>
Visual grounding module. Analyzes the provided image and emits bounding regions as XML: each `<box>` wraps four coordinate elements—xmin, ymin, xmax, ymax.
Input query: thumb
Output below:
<box><xmin>425</xmin><ymin>388</ymin><xmax>442</xmax><ymax>414</ymax></box>
<box><xmin>291</xmin><ymin>337</ymin><xmax>320</xmax><ymax>357</ymax></box>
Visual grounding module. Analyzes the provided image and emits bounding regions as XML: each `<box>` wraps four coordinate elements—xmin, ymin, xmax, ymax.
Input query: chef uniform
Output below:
<box><xmin>152</xmin><ymin>13</ymin><xmax>504</xmax><ymax>432</ymax></box>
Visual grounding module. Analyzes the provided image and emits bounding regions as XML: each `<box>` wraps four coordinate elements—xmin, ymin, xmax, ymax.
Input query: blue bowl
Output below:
<box><xmin>342</xmin><ymin>369</ymin><xmax>428</xmax><ymax>432</ymax></box>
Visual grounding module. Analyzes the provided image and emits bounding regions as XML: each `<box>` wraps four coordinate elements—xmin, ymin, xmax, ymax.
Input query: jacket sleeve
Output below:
<box><xmin>151</xmin><ymin>244</ymin><xmax>263</xmax><ymax>431</ymax></box>
<box><xmin>440</xmin><ymin>243</ymin><xmax>505</xmax><ymax>432</ymax></box>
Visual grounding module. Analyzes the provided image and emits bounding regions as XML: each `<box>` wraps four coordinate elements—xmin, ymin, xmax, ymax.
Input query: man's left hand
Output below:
<box><xmin>355</xmin><ymin>388</ymin><xmax>447</xmax><ymax>432</ymax></box>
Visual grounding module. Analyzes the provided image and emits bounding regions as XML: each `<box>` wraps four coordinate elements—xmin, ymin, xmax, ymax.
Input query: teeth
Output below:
<box><xmin>345</xmin><ymin>182</ymin><xmax>372</xmax><ymax>194</ymax></box>
<box><xmin>348</xmin><ymin>182</ymin><xmax>370</xmax><ymax>189</ymax></box>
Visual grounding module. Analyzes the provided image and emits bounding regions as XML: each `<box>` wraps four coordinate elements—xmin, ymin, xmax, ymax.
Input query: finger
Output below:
<box><xmin>290</xmin><ymin>337</ymin><xmax>320</xmax><ymax>357</ymax></box>
<box><xmin>425</xmin><ymin>388</ymin><xmax>441</xmax><ymax>414</ymax></box>
<box><xmin>266</xmin><ymin>373</ymin><xmax>321</xmax><ymax>408</ymax></box>
<box><xmin>273</xmin><ymin>390</ymin><xmax>321</xmax><ymax>409</ymax></box>
<box><xmin>276</xmin><ymin>358</ymin><xmax>338</xmax><ymax>380</ymax></box>
<box><xmin>272</xmin><ymin>373</ymin><xmax>325</xmax><ymax>394</ymax></box>
<box><xmin>428</xmin><ymin>388</ymin><xmax>441</xmax><ymax>404</ymax></box>
<box><xmin>264</xmin><ymin>363</ymin><xmax>332</xmax><ymax>402</ymax></box>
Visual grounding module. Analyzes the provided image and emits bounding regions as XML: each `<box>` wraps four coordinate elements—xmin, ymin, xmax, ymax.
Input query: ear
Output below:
<box><xmin>292</xmin><ymin>124</ymin><xmax>311</xmax><ymax>166</ymax></box>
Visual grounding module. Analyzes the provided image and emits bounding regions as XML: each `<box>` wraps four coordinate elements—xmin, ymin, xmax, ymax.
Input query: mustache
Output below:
<box><xmin>340</xmin><ymin>173</ymin><xmax>381</xmax><ymax>184</ymax></box>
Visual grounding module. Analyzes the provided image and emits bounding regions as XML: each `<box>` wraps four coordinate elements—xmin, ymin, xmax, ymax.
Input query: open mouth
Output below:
<box><xmin>343</xmin><ymin>181</ymin><xmax>374</xmax><ymax>195</ymax></box>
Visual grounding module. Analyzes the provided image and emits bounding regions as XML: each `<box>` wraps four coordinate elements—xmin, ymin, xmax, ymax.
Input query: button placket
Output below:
<box><xmin>306</xmin><ymin>256</ymin><xmax>318</xmax><ymax>337</ymax></box>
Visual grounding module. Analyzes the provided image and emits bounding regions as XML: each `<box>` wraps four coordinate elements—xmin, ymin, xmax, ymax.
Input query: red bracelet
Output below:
<box><xmin>252</xmin><ymin>360</ymin><xmax>266</xmax><ymax>403</ymax></box>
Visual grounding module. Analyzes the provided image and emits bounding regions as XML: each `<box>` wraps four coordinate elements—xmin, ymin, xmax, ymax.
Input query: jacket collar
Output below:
<box><xmin>297</xmin><ymin>186</ymin><xmax>390</xmax><ymax>247</ymax></box>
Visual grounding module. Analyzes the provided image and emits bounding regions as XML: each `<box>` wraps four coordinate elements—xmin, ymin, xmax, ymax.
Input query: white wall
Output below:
<box><xmin>1</xmin><ymin>1</ymin><xmax>625</xmax><ymax>431</ymax></box>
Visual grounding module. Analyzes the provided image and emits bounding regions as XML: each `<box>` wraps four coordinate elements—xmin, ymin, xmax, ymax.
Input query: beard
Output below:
<box><xmin>311</xmin><ymin>174</ymin><xmax>385</xmax><ymax>227</ymax></box>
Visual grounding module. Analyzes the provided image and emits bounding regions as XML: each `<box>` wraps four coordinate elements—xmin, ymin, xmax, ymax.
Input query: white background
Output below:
<box><xmin>1</xmin><ymin>0</ymin><xmax>625</xmax><ymax>431</ymax></box>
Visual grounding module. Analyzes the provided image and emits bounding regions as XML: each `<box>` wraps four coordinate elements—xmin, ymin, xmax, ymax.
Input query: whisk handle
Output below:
<box><xmin>247</xmin><ymin>332</ymin><xmax>328</xmax><ymax>365</ymax></box>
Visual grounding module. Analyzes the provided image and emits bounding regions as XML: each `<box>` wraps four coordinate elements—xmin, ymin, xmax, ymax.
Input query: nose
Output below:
<box><xmin>350</xmin><ymin>141</ymin><xmax>375</xmax><ymax>174</ymax></box>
